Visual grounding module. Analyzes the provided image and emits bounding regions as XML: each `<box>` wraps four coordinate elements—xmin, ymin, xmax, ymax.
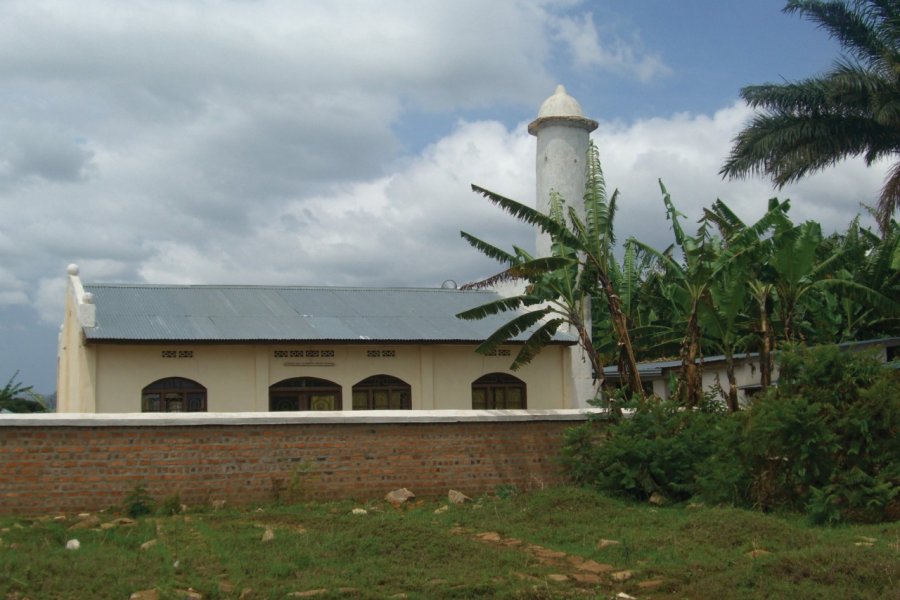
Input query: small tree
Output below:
<box><xmin>458</xmin><ymin>142</ymin><xmax>645</xmax><ymax>406</ymax></box>
<box><xmin>0</xmin><ymin>371</ymin><xmax>47</xmax><ymax>413</ymax></box>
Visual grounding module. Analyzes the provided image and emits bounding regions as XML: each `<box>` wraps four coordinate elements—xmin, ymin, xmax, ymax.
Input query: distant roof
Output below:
<box><xmin>603</xmin><ymin>337</ymin><xmax>900</xmax><ymax>379</ymax></box>
<box><xmin>82</xmin><ymin>284</ymin><xmax>577</xmax><ymax>345</ymax></box>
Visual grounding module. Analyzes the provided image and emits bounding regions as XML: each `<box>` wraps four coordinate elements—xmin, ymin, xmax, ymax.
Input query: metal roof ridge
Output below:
<box><xmin>84</xmin><ymin>283</ymin><xmax>494</xmax><ymax>292</ymax></box>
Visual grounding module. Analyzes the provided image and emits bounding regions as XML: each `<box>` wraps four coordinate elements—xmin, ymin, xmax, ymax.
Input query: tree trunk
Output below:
<box><xmin>725</xmin><ymin>353</ymin><xmax>739</xmax><ymax>412</ymax></box>
<box><xmin>759</xmin><ymin>313</ymin><xmax>773</xmax><ymax>391</ymax></box>
<box><xmin>602</xmin><ymin>278</ymin><xmax>645</xmax><ymax>406</ymax></box>
<box><xmin>571</xmin><ymin>310</ymin><xmax>618</xmax><ymax>416</ymax></box>
<box><xmin>753</xmin><ymin>282</ymin><xmax>774</xmax><ymax>392</ymax></box>
<box><xmin>678</xmin><ymin>300</ymin><xmax>703</xmax><ymax>408</ymax></box>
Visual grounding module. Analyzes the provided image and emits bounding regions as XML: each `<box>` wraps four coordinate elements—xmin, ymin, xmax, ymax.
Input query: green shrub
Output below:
<box><xmin>123</xmin><ymin>484</ymin><xmax>154</xmax><ymax>518</ymax></box>
<box><xmin>562</xmin><ymin>398</ymin><xmax>725</xmax><ymax>502</ymax></box>
<box><xmin>564</xmin><ymin>345</ymin><xmax>899</xmax><ymax>524</ymax></box>
<box><xmin>698</xmin><ymin>345</ymin><xmax>899</xmax><ymax>523</ymax></box>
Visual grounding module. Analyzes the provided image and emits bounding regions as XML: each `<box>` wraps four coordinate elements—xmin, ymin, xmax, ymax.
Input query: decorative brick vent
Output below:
<box><xmin>161</xmin><ymin>350</ymin><xmax>193</xmax><ymax>359</ymax></box>
<box><xmin>275</xmin><ymin>350</ymin><xmax>336</xmax><ymax>359</ymax></box>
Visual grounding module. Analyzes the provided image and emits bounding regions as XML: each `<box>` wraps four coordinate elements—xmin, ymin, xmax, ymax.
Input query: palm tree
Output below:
<box><xmin>721</xmin><ymin>0</ymin><xmax>900</xmax><ymax>234</ymax></box>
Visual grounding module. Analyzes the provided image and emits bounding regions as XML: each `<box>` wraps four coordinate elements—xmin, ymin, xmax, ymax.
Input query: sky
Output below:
<box><xmin>0</xmin><ymin>0</ymin><xmax>890</xmax><ymax>395</ymax></box>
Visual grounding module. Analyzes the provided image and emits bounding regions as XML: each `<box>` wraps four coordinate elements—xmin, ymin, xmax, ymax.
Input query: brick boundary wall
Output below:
<box><xmin>0</xmin><ymin>410</ymin><xmax>604</xmax><ymax>515</ymax></box>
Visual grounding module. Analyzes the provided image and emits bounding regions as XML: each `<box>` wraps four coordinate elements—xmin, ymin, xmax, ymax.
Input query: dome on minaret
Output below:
<box><xmin>537</xmin><ymin>85</ymin><xmax>585</xmax><ymax>118</ymax></box>
<box><xmin>528</xmin><ymin>84</ymin><xmax>598</xmax><ymax>135</ymax></box>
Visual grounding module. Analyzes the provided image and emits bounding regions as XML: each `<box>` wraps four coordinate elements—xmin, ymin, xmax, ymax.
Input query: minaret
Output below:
<box><xmin>528</xmin><ymin>85</ymin><xmax>599</xmax><ymax>408</ymax></box>
<box><xmin>528</xmin><ymin>85</ymin><xmax>599</xmax><ymax>257</ymax></box>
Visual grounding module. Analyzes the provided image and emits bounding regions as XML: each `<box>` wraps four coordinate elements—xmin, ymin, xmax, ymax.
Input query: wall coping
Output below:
<box><xmin>0</xmin><ymin>409</ymin><xmax>607</xmax><ymax>427</ymax></box>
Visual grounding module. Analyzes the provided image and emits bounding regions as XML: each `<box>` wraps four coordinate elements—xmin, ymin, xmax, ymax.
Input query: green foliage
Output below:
<box><xmin>699</xmin><ymin>345</ymin><xmax>900</xmax><ymax>523</ymax></box>
<box><xmin>123</xmin><ymin>484</ymin><xmax>154</xmax><ymax>518</ymax></box>
<box><xmin>565</xmin><ymin>346</ymin><xmax>900</xmax><ymax>524</ymax></box>
<box><xmin>0</xmin><ymin>371</ymin><xmax>46</xmax><ymax>413</ymax></box>
<box><xmin>493</xmin><ymin>483</ymin><xmax>519</xmax><ymax>499</ymax></box>
<box><xmin>460</xmin><ymin>141</ymin><xmax>645</xmax><ymax>402</ymax></box>
<box><xmin>721</xmin><ymin>0</ymin><xmax>900</xmax><ymax>232</ymax></box>
<box><xmin>158</xmin><ymin>492</ymin><xmax>182</xmax><ymax>516</ymax></box>
<box><xmin>562</xmin><ymin>399</ymin><xmax>725</xmax><ymax>502</ymax></box>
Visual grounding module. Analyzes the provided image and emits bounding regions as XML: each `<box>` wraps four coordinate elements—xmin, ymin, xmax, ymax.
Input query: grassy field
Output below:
<box><xmin>0</xmin><ymin>486</ymin><xmax>897</xmax><ymax>599</ymax></box>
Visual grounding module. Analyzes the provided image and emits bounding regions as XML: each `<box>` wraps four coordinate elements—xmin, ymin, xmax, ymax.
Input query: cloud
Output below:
<box><xmin>0</xmin><ymin>1</ymin><xmax>888</xmax><ymax>393</ymax></box>
<box><xmin>136</xmin><ymin>120</ymin><xmax>536</xmax><ymax>289</ymax></box>
<box><xmin>595</xmin><ymin>102</ymin><xmax>886</xmax><ymax>251</ymax></box>
<box><xmin>552</xmin><ymin>12</ymin><xmax>671</xmax><ymax>82</ymax></box>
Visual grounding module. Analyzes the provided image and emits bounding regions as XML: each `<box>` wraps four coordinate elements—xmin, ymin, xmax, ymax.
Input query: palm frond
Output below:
<box><xmin>456</xmin><ymin>296</ymin><xmax>529</xmax><ymax>320</ymax></box>
<box><xmin>459</xmin><ymin>231</ymin><xmax>517</xmax><ymax>264</ymax></box>
<box><xmin>784</xmin><ymin>0</ymin><xmax>896</xmax><ymax>69</ymax></box>
<box><xmin>725</xmin><ymin>1</ymin><xmax>900</xmax><ymax>228</ymax></box>
<box><xmin>877</xmin><ymin>160</ymin><xmax>900</xmax><ymax>234</ymax></box>
<box><xmin>474</xmin><ymin>309</ymin><xmax>553</xmax><ymax>356</ymax></box>
<box><xmin>721</xmin><ymin>112</ymin><xmax>895</xmax><ymax>185</ymax></box>
<box><xmin>510</xmin><ymin>318</ymin><xmax>566</xmax><ymax>370</ymax></box>
<box><xmin>471</xmin><ymin>184</ymin><xmax>581</xmax><ymax>249</ymax></box>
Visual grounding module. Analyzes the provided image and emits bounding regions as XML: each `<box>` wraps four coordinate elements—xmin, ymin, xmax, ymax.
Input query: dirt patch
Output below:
<box><xmin>455</xmin><ymin>527</ymin><xmax>663</xmax><ymax>594</ymax></box>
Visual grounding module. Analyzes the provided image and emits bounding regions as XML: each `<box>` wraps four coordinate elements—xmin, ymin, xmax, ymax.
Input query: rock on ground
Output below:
<box><xmin>384</xmin><ymin>488</ymin><xmax>415</xmax><ymax>507</ymax></box>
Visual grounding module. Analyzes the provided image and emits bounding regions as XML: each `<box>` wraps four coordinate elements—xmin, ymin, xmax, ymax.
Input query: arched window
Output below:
<box><xmin>472</xmin><ymin>373</ymin><xmax>526</xmax><ymax>409</ymax></box>
<box><xmin>269</xmin><ymin>377</ymin><xmax>342</xmax><ymax>411</ymax></box>
<box><xmin>142</xmin><ymin>377</ymin><xmax>207</xmax><ymax>412</ymax></box>
<box><xmin>352</xmin><ymin>375</ymin><xmax>411</xmax><ymax>410</ymax></box>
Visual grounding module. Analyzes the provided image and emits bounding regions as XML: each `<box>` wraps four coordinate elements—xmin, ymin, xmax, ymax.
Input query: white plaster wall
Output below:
<box><xmin>534</xmin><ymin>124</ymin><xmax>590</xmax><ymax>258</ymax></box>
<box><xmin>56</xmin><ymin>281</ymin><xmax>96</xmax><ymax>412</ymax></box>
<box><xmin>85</xmin><ymin>342</ymin><xmax>574</xmax><ymax>413</ymax></box>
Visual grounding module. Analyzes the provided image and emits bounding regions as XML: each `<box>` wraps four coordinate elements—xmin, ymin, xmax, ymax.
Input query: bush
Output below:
<box><xmin>123</xmin><ymin>484</ymin><xmax>154</xmax><ymax>518</ymax></box>
<box><xmin>562</xmin><ymin>398</ymin><xmax>726</xmax><ymax>502</ymax></box>
<box><xmin>563</xmin><ymin>345</ymin><xmax>900</xmax><ymax>524</ymax></box>
<box><xmin>700</xmin><ymin>345</ymin><xmax>900</xmax><ymax>522</ymax></box>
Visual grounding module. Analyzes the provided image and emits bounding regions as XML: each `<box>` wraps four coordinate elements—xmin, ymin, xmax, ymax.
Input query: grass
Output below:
<box><xmin>0</xmin><ymin>486</ymin><xmax>898</xmax><ymax>599</ymax></box>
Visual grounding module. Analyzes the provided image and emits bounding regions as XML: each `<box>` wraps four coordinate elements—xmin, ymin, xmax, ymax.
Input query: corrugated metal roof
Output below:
<box><xmin>602</xmin><ymin>337</ymin><xmax>900</xmax><ymax>379</ymax></box>
<box><xmin>82</xmin><ymin>284</ymin><xmax>577</xmax><ymax>344</ymax></box>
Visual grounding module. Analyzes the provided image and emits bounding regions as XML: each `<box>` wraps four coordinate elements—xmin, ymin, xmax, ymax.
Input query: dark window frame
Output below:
<box><xmin>141</xmin><ymin>377</ymin><xmax>207</xmax><ymax>412</ymax></box>
<box><xmin>472</xmin><ymin>372</ymin><xmax>527</xmax><ymax>409</ymax></box>
<box><xmin>352</xmin><ymin>374</ymin><xmax>411</xmax><ymax>410</ymax></box>
<box><xmin>269</xmin><ymin>377</ymin><xmax>342</xmax><ymax>411</ymax></box>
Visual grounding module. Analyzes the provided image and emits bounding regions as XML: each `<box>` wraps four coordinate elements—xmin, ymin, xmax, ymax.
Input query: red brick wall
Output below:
<box><xmin>0</xmin><ymin>419</ymin><xmax>586</xmax><ymax>514</ymax></box>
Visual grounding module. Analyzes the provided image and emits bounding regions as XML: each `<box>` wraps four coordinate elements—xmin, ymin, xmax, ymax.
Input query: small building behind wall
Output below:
<box><xmin>57</xmin><ymin>265</ymin><xmax>578</xmax><ymax>413</ymax></box>
<box><xmin>603</xmin><ymin>337</ymin><xmax>900</xmax><ymax>403</ymax></box>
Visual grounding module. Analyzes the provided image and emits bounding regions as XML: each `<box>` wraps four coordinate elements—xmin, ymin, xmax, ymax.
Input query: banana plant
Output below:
<box><xmin>697</xmin><ymin>259</ymin><xmax>753</xmax><ymax>411</ymax></box>
<box><xmin>811</xmin><ymin>218</ymin><xmax>900</xmax><ymax>342</ymax></box>
<box><xmin>629</xmin><ymin>182</ymin><xmax>723</xmax><ymax>407</ymax></box>
<box><xmin>458</xmin><ymin>142</ymin><xmax>645</xmax><ymax>406</ymax></box>
<box><xmin>767</xmin><ymin>219</ymin><xmax>899</xmax><ymax>344</ymax></box>
<box><xmin>702</xmin><ymin>197</ymin><xmax>791</xmax><ymax>394</ymax></box>
<box><xmin>634</xmin><ymin>186</ymin><xmax>792</xmax><ymax>406</ymax></box>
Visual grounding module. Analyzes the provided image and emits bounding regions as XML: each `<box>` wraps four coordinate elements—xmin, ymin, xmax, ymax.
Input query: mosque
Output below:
<box><xmin>56</xmin><ymin>86</ymin><xmax>599</xmax><ymax>413</ymax></box>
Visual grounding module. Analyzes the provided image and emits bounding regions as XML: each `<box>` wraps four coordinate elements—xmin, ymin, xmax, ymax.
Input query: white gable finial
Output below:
<box><xmin>67</xmin><ymin>264</ymin><xmax>79</xmax><ymax>276</ymax></box>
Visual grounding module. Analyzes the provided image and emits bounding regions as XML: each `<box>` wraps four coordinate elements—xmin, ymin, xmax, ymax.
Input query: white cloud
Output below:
<box><xmin>595</xmin><ymin>102</ymin><xmax>886</xmax><ymax>250</ymax></box>
<box><xmin>0</xmin><ymin>1</ymin><xmax>888</xmax><ymax>392</ymax></box>
<box><xmin>552</xmin><ymin>12</ymin><xmax>671</xmax><ymax>82</ymax></box>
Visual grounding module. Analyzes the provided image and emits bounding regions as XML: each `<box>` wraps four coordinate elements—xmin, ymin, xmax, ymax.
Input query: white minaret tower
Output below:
<box><xmin>528</xmin><ymin>85</ymin><xmax>599</xmax><ymax>257</ymax></box>
<box><xmin>529</xmin><ymin>85</ymin><xmax>599</xmax><ymax>408</ymax></box>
